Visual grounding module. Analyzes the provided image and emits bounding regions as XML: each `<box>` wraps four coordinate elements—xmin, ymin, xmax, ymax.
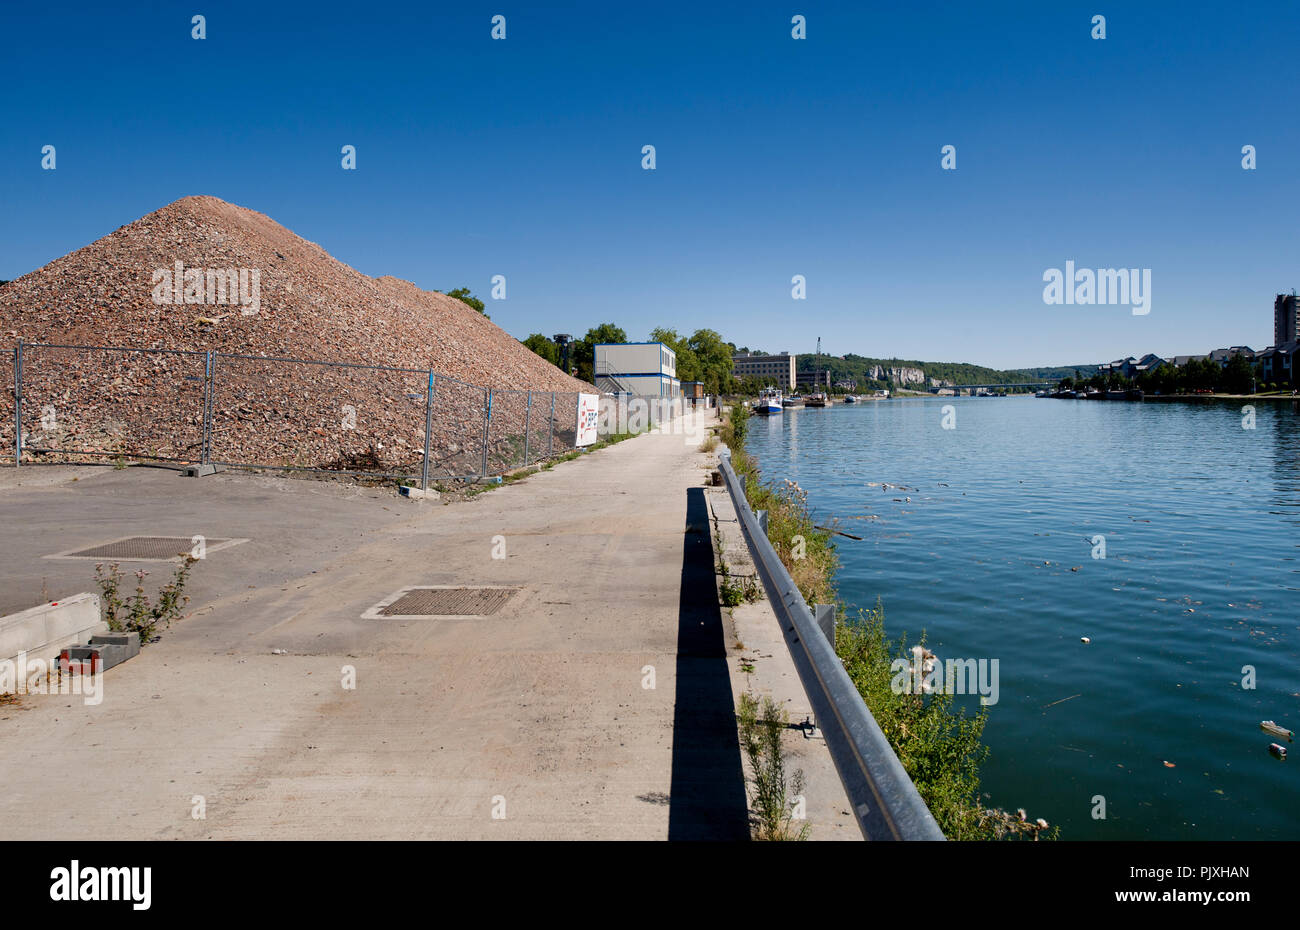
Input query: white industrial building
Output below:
<box><xmin>593</xmin><ymin>342</ymin><xmax>680</xmax><ymax>397</ymax></box>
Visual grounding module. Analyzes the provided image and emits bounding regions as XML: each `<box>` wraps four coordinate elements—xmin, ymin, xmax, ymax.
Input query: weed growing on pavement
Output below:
<box><xmin>737</xmin><ymin>692</ymin><xmax>809</xmax><ymax>841</ymax></box>
<box><xmin>94</xmin><ymin>556</ymin><xmax>197</xmax><ymax>646</ymax></box>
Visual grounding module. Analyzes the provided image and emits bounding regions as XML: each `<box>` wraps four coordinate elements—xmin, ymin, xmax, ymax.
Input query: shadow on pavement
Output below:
<box><xmin>667</xmin><ymin>486</ymin><xmax>750</xmax><ymax>840</ymax></box>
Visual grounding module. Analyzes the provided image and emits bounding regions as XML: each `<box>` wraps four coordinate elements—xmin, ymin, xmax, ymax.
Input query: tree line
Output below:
<box><xmin>521</xmin><ymin>324</ymin><xmax>740</xmax><ymax>394</ymax></box>
<box><xmin>1058</xmin><ymin>355</ymin><xmax>1269</xmax><ymax>395</ymax></box>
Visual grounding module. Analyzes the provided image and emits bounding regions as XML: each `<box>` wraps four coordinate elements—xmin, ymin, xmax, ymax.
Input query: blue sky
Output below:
<box><xmin>2</xmin><ymin>1</ymin><xmax>1297</xmax><ymax>369</ymax></box>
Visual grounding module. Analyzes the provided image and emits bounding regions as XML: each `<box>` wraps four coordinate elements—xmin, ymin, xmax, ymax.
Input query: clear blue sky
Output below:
<box><xmin>2</xmin><ymin>1</ymin><xmax>1297</xmax><ymax>369</ymax></box>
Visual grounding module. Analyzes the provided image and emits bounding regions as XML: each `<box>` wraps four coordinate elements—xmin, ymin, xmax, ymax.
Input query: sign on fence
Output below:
<box><xmin>576</xmin><ymin>393</ymin><xmax>599</xmax><ymax>447</ymax></box>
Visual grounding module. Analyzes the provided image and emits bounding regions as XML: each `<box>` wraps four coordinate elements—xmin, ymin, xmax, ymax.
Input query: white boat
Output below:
<box><xmin>843</xmin><ymin>394</ymin><xmax>859</xmax><ymax>404</ymax></box>
<box><xmin>753</xmin><ymin>387</ymin><xmax>783</xmax><ymax>415</ymax></box>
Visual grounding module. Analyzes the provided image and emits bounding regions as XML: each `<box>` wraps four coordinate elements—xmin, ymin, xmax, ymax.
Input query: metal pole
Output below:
<box><xmin>480</xmin><ymin>388</ymin><xmax>492</xmax><ymax>478</ymax></box>
<box><xmin>522</xmin><ymin>391</ymin><xmax>532</xmax><ymax>467</ymax></box>
<box><xmin>13</xmin><ymin>341</ymin><xmax>21</xmax><ymax>467</ymax></box>
<box><xmin>207</xmin><ymin>352</ymin><xmax>219</xmax><ymax>463</ymax></box>
<box><xmin>200</xmin><ymin>351</ymin><xmax>212</xmax><ymax>465</ymax></box>
<box><xmin>548</xmin><ymin>392</ymin><xmax>555</xmax><ymax>458</ymax></box>
<box><xmin>422</xmin><ymin>371</ymin><xmax>435</xmax><ymax>491</ymax></box>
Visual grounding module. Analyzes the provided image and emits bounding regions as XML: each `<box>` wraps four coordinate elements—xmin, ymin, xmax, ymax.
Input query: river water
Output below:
<box><xmin>743</xmin><ymin>395</ymin><xmax>1299</xmax><ymax>840</ymax></box>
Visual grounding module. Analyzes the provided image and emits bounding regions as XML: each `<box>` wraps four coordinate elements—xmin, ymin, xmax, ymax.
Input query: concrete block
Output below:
<box><xmin>0</xmin><ymin>593</ymin><xmax>105</xmax><ymax>666</ymax></box>
<box><xmin>398</xmin><ymin>485</ymin><xmax>439</xmax><ymax>500</ymax></box>
<box><xmin>90</xmin><ymin>631</ymin><xmax>141</xmax><ymax>667</ymax></box>
<box><xmin>61</xmin><ymin>630</ymin><xmax>139</xmax><ymax>673</ymax></box>
<box><xmin>182</xmin><ymin>463</ymin><xmax>224</xmax><ymax>477</ymax></box>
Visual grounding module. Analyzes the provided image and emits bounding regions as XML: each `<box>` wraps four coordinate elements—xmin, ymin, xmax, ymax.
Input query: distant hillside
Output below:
<box><xmin>792</xmin><ymin>354</ymin><xmax>1099</xmax><ymax>387</ymax></box>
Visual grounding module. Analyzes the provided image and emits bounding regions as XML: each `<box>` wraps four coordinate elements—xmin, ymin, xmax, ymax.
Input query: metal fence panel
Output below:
<box><xmin>424</xmin><ymin>376</ymin><xmax>488</xmax><ymax>480</ymax></box>
<box><xmin>17</xmin><ymin>344</ymin><xmax>206</xmax><ymax>463</ymax></box>
<box><xmin>485</xmin><ymin>389</ymin><xmax>531</xmax><ymax>474</ymax></box>
<box><xmin>3</xmin><ymin>342</ymin><xmax>594</xmax><ymax>480</ymax></box>
<box><xmin>524</xmin><ymin>391</ymin><xmax>548</xmax><ymax>466</ymax></box>
<box><xmin>208</xmin><ymin>353</ymin><xmax>430</xmax><ymax>476</ymax></box>
<box><xmin>0</xmin><ymin>347</ymin><xmax>14</xmax><ymax>461</ymax></box>
<box><xmin>551</xmin><ymin>391</ymin><xmax>578</xmax><ymax>453</ymax></box>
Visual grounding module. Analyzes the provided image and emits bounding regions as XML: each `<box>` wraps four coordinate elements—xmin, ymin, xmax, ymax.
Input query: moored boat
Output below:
<box><xmin>753</xmin><ymin>387</ymin><xmax>783</xmax><ymax>415</ymax></box>
<box><xmin>805</xmin><ymin>392</ymin><xmax>829</xmax><ymax>407</ymax></box>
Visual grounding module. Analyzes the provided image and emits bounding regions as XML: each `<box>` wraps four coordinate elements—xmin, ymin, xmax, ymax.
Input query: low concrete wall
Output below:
<box><xmin>0</xmin><ymin>593</ymin><xmax>105</xmax><ymax>667</ymax></box>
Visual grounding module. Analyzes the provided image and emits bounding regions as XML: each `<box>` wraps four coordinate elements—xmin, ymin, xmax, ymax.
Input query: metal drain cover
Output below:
<box><xmin>46</xmin><ymin>536</ymin><xmax>248</xmax><ymax>561</ymax></box>
<box><xmin>363</xmin><ymin>585</ymin><xmax>520</xmax><ymax>619</ymax></box>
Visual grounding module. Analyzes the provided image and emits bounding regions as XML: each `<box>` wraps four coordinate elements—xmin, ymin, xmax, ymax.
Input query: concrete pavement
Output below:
<box><xmin>0</xmin><ymin>409</ymin><xmax>852</xmax><ymax>839</ymax></box>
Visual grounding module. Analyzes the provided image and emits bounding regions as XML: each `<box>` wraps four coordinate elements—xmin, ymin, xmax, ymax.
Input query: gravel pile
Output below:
<box><xmin>0</xmin><ymin>196</ymin><xmax>591</xmax><ymax>474</ymax></box>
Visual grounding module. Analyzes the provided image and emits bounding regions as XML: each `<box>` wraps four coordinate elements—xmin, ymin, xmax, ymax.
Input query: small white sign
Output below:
<box><xmin>576</xmin><ymin>393</ymin><xmax>600</xmax><ymax>447</ymax></box>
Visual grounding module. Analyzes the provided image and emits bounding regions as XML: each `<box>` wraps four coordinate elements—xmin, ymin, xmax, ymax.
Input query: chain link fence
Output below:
<box><xmin>2</xmin><ymin>341</ymin><xmax>650</xmax><ymax>486</ymax></box>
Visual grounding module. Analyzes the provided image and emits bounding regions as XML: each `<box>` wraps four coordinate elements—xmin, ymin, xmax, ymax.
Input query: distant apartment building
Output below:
<box><xmin>1098</xmin><ymin>354</ymin><xmax>1165</xmax><ymax>378</ymax></box>
<box><xmin>732</xmin><ymin>352</ymin><xmax>797</xmax><ymax>389</ymax></box>
<box><xmin>1259</xmin><ymin>343</ymin><xmax>1296</xmax><ymax>386</ymax></box>
<box><xmin>594</xmin><ymin>342</ymin><xmax>680</xmax><ymax>397</ymax></box>
<box><xmin>1275</xmin><ymin>294</ymin><xmax>1300</xmax><ymax>346</ymax></box>
<box><xmin>1207</xmin><ymin>346</ymin><xmax>1255</xmax><ymax>367</ymax></box>
<box><xmin>797</xmin><ymin>369</ymin><xmax>832</xmax><ymax>391</ymax></box>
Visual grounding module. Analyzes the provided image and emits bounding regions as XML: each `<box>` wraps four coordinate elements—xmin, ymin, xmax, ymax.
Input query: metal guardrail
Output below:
<box><xmin>717</xmin><ymin>445</ymin><xmax>945</xmax><ymax>841</ymax></box>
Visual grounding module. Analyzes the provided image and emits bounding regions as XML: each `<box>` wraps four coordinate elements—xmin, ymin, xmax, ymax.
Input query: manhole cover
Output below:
<box><xmin>46</xmin><ymin>536</ymin><xmax>247</xmax><ymax>561</ymax></box>
<box><xmin>363</xmin><ymin>585</ymin><xmax>520</xmax><ymax>619</ymax></box>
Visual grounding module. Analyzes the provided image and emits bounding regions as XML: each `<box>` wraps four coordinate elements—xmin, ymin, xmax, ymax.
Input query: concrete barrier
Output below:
<box><xmin>0</xmin><ymin>593</ymin><xmax>105</xmax><ymax>668</ymax></box>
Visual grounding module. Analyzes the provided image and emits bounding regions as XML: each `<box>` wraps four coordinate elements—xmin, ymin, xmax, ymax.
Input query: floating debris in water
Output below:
<box><xmin>1268</xmin><ymin>743</ymin><xmax>1288</xmax><ymax>760</ymax></box>
<box><xmin>1261</xmin><ymin>720</ymin><xmax>1293</xmax><ymax>742</ymax></box>
<box><xmin>1080</xmin><ymin>636</ymin><xmax>1091</xmax><ymax>643</ymax></box>
<box><xmin>1163</xmin><ymin>761</ymin><xmax>1176</xmax><ymax>768</ymax></box>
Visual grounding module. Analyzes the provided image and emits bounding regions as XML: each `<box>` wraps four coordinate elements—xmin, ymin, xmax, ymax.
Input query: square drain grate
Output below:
<box><xmin>363</xmin><ymin>585</ymin><xmax>520</xmax><ymax>619</ymax></box>
<box><xmin>46</xmin><ymin>536</ymin><xmax>248</xmax><ymax>562</ymax></box>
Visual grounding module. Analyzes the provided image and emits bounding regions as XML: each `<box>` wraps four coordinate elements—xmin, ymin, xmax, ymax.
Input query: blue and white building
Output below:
<box><xmin>594</xmin><ymin>342</ymin><xmax>680</xmax><ymax>397</ymax></box>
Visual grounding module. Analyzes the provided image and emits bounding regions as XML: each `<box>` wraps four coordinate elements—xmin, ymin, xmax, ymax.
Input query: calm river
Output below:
<box><xmin>743</xmin><ymin>395</ymin><xmax>1299</xmax><ymax>840</ymax></box>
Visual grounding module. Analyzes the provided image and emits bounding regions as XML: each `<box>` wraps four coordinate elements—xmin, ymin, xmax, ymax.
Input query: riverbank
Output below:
<box><xmin>719</xmin><ymin>404</ymin><xmax>1057</xmax><ymax>840</ymax></box>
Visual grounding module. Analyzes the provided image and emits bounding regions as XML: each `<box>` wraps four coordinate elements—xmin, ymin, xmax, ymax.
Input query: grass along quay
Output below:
<box><xmin>719</xmin><ymin>403</ymin><xmax>1056</xmax><ymax>840</ymax></box>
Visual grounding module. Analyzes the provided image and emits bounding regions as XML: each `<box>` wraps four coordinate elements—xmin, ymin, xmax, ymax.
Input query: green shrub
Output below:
<box><xmin>94</xmin><ymin>557</ymin><xmax>197</xmax><ymax>646</ymax></box>
<box><xmin>836</xmin><ymin>602</ymin><xmax>1056</xmax><ymax>840</ymax></box>
<box><xmin>737</xmin><ymin>692</ymin><xmax>809</xmax><ymax>841</ymax></box>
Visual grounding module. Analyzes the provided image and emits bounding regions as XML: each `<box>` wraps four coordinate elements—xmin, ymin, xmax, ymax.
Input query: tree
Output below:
<box><xmin>1221</xmin><ymin>354</ymin><xmax>1254</xmax><ymax>395</ymax></box>
<box><xmin>685</xmin><ymin>328</ymin><xmax>735</xmax><ymax>395</ymax></box>
<box><xmin>442</xmin><ymin>287</ymin><xmax>488</xmax><ymax>318</ymax></box>
<box><xmin>522</xmin><ymin>333</ymin><xmax>558</xmax><ymax>366</ymax></box>
<box><xmin>573</xmin><ymin>323</ymin><xmax>628</xmax><ymax>383</ymax></box>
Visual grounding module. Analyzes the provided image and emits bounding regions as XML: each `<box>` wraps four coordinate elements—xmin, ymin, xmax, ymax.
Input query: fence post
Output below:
<box><xmin>207</xmin><ymin>352</ymin><xmax>220</xmax><ymax>464</ymax></box>
<box><xmin>200</xmin><ymin>351</ymin><xmax>212</xmax><ymax>465</ymax></box>
<box><xmin>13</xmin><ymin>341</ymin><xmax>21</xmax><ymax>467</ymax></box>
<box><xmin>422</xmin><ymin>371</ymin><xmax>435</xmax><ymax>491</ymax></box>
<box><xmin>548</xmin><ymin>392</ymin><xmax>555</xmax><ymax>458</ymax></box>
<box><xmin>522</xmin><ymin>391</ymin><xmax>532</xmax><ymax>467</ymax></box>
<box><xmin>480</xmin><ymin>388</ymin><xmax>492</xmax><ymax>478</ymax></box>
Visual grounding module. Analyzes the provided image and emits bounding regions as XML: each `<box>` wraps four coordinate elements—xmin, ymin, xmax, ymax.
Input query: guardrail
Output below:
<box><xmin>717</xmin><ymin>445</ymin><xmax>945</xmax><ymax>841</ymax></box>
